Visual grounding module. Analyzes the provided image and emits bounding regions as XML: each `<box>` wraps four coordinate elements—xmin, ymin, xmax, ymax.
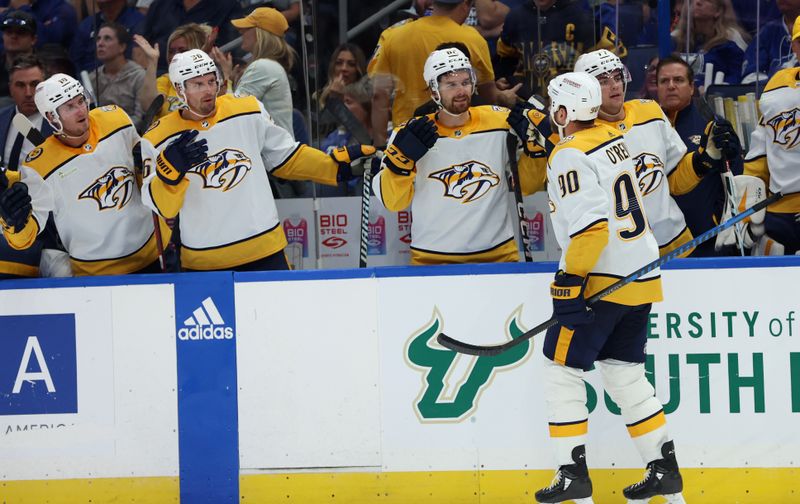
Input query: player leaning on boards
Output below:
<box><xmin>7</xmin><ymin>74</ymin><xmax>166</xmax><ymax>276</ymax></box>
<box><xmin>716</xmin><ymin>37</ymin><xmax>800</xmax><ymax>255</ymax></box>
<box><xmin>141</xmin><ymin>49</ymin><xmax>374</xmax><ymax>271</ymax></box>
<box><xmin>537</xmin><ymin>72</ymin><xmax>685</xmax><ymax>504</ymax></box>
<box><xmin>372</xmin><ymin>47</ymin><xmax>543</xmax><ymax>265</ymax></box>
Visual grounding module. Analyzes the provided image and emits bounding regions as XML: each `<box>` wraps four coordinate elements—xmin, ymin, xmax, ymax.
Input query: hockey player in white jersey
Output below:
<box><xmin>716</xmin><ymin>61</ymin><xmax>800</xmax><ymax>255</ymax></box>
<box><xmin>15</xmin><ymin>73</ymin><xmax>166</xmax><ymax>276</ymax></box>
<box><xmin>372</xmin><ymin>47</ymin><xmax>543</xmax><ymax>265</ymax></box>
<box><xmin>572</xmin><ymin>49</ymin><xmax>741</xmax><ymax>258</ymax></box>
<box><xmin>537</xmin><ymin>72</ymin><xmax>685</xmax><ymax>504</ymax></box>
<box><xmin>141</xmin><ymin>49</ymin><xmax>375</xmax><ymax>271</ymax></box>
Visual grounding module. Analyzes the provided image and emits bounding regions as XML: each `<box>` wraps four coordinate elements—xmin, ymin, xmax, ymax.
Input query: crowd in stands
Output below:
<box><xmin>0</xmin><ymin>0</ymin><xmax>796</xmax><ymax>279</ymax></box>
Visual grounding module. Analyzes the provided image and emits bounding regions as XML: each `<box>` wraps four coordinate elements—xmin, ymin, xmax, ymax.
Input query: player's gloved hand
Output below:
<box><xmin>384</xmin><ymin>116</ymin><xmax>438</xmax><ymax>176</ymax></box>
<box><xmin>156</xmin><ymin>130</ymin><xmax>208</xmax><ymax>185</ymax></box>
<box><xmin>714</xmin><ymin>174</ymin><xmax>766</xmax><ymax>251</ymax></box>
<box><xmin>693</xmin><ymin>119</ymin><xmax>740</xmax><ymax>176</ymax></box>
<box><xmin>330</xmin><ymin>144</ymin><xmax>377</xmax><ymax>182</ymax></box>
<box><xmin>0</xmin><ymin>179</ymin><xmax>32</xmax><ymax>232</ymax></box>
<box><xmin>551</xmin><ymin>270</ymin><xmax>594</xmax><ymax>329</ymax></box>
<box><xmin>507</xmin><ymin>96</ymin><xmax>554</xmax><ymax>158</ymax></box>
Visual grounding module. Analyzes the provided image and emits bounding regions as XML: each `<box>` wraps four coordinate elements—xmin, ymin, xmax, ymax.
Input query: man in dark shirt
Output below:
<box><xmin>0</xmin><ymin>11</ymin><xmax>36</xmax><ymax>98</ymax></box>
<box><xmin>495</xmin><ymin>0</ymin><xmax>596</xmax><ymax>98</ymax></box>
<box><xmin>142</xmin><ymin>0</ymin><xmax>242</xmax><ymax>74</ymax></box>
<box><xmin>70</xmin><ymin>0</ymin><xmax>145</xmax><ymax>72</ymax></box>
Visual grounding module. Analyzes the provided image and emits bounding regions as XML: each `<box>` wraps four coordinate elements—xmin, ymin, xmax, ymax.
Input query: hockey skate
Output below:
<box><xmin>623</xmin><ymin>440</ymin><xmax>686</xmax><ymax>504</ymax></box>
<box><xmin>535</xmin><ymin>445</ymin><xmax>594</xmax><ymax>504</ymax></box>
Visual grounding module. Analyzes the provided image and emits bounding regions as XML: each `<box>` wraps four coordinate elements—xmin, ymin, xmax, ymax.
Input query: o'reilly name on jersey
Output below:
<box><xmin>178</xmin><ymin>297</ymin><xmax>234</xmax><ymax>341</ymax></box>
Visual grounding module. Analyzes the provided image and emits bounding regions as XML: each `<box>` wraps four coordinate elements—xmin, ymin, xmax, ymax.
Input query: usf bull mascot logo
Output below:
<box><xmin>189</xmin><ymin>149</ymin><xmax>252</xmax><ymax>191</ymax></box>
<box><xmin>429</xmin><ymin>161</ymin><xmax>500</xmax><ymax>203</ymax></box>
<box><xmin>766</xmin><ymin>108</ymin><xmax>800</xmax><ymax>149</ymax></box>
<box><xmin>405</xmin><ymin>307</ymin><xmax>530</xmax><ymax>422</ymax></box>
<box><xmin>633</xmin><ymin>152</ymin><xmax>665</xmax><ymax>196</ymax></box>
<box><xmin>79</xmin><ymin>166</ymin><xmax>134</xmax><ymax>210</ymax></box>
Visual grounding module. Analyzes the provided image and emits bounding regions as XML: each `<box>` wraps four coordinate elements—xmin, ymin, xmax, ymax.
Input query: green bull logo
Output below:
<box><xmin>405</xmin><ymin>306</ymin><xmax>531</xmax><ymax>422</ymax></box>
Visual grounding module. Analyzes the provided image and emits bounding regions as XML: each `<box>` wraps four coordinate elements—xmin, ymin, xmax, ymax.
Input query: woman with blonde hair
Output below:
<box><xmin>672</xmin><ymin>0</ymin><xmax>749</xmax><ymax>87</ymax></box>
<box><xmin>229</xmin><ymin>7</ymin><xmax>297</xmax><ymax>138</ymax></box>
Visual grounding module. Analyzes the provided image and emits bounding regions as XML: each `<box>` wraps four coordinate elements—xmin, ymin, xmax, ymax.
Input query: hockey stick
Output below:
<box><xmin>697</xmin><ymin>96</ymin><xmax>746</xmax><ymax>255</ymax></box>
<box><xmin>507</xmin><ymin>132</ymin><xmax>532</xmax><ymax>262</ymax></box>
<box><xmin>437</xmin><ymin>191</ymin><xmax>784</xmax><ymax>356</ymax></box>
<box><xmin>324</xmin><ymin>96</ymin><xmax>373</xmax><ymax>145</ymax></box>
<box><xmin>12</xmin><ymin>113</ymin><xmax>46</xmax><ymax>147</ymax></box>
<box><xmin>359</xmin><ymin>157</ymin><xmax>381</xmax><ymax>268</ymax></box>
<box><xmin>139</xmin><ymin>94</ymin><xmax>165</xmax><ymax>136</ymax></box>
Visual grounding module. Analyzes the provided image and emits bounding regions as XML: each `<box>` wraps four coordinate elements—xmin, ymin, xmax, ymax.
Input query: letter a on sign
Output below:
<box><xmin>13</xmin><ymin>336</ymin><xmax>56</xmax><ymax>393</ymax></box>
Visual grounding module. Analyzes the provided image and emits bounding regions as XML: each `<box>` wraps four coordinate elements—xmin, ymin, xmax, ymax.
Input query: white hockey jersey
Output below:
<box><xmin>596</xmin><ymin>100</ymin><xmax>694</xmax><ymax>256</ymax></box>
<box><xmin>745</xmin><ymin>67</ymin><xmax>800</xmax><ymax>213</ymax></box>
<box><xmin>141</xmin><ymin>94</ymin><xmax>340</xmax><ymax>270</ymax></box>
<box><xmin>548</xmin><ymin>123</ymin><xmax>662</xmax><ymax>306</ymax></box>
<box><xmin>21</xmin><ymin>106</ymin><xmax>163</xmax><ymax>276</ymax></box>
<box><xmin>373</xmin><ymin>106</ymin><xmax>541</xmax><ymax>264</ymax></box>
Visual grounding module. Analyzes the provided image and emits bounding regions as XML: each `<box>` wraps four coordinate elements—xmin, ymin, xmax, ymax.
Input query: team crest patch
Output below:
<box><xmin>766</xmin><ymin>108</ymin><xmax>800</xmax><ymax>149</ymax></box>
<box><xmin>633</xmin><ymin>152</ymin><xmax>665</xmax><ymax>196</ymax></box>
<box><xmin>79</xmin><ymin>166</ymin><xmax>135</xmax><ymax>210</ymax></box>
<box><xmin>188</xmin><ymin>148</ymin><xmax>252</xmax><ymax>191</ymax></box>
<box><xmin>429</xmin><ymin>161</ymin><xmax>500</xmax><ymax>203</ymax></box>
<box><xmin>25</xmin><ymin>147</ymin><xmax>43</xmax><ymax>163</ymax></box>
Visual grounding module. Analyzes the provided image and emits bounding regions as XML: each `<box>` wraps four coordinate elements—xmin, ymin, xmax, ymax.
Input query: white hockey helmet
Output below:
<box><xmin>169</xmin><ymin>49</ymin><xmax>220</xmax><ymax>101</ymax></box>
<box><xmin>34</xmin><ymin>73</ymin><xmax>87</xmax><ymax>134</ymax></box>
<box><xmin>547</xmin><ymin>72</ymin><xmax>602</xmax><ymax>137</ymax></box>
<box><xmin>423</xmin><ymin>47</ymin><xmax>476</xmax><ymax>104</ymax></box>
<box><xmin>574</xmin><ymin>49</ymin><xmax>631</xmax><ymax>93</ymax></box>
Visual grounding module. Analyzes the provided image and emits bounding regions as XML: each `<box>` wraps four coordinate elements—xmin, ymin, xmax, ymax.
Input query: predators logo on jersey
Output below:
<box><xmin>79</xmin><ymin>166</ymin><xmax>135</xmax><ymax>210</ymax></box>
<box><xmin>429</xmin><ymin>161</ymin><xmax>500</xmax><ymax>203</ymax></box>
<box><xmin>633</xmin><ymin>152</ymin><xmax>665</xmax><ymax>196</ymax></box>
<box><xmin>188</xmin><ymin>148</ymin><xmax>252</xmax><ymax>191</ymax></box>
<box><xmin>766</xmin><ymin>108</ymin><xmax>800</xmax><ymax>149</ymax></box>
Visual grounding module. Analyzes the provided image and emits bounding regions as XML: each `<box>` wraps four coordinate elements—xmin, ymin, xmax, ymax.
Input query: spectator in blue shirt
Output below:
<box><xmin>0</xmin><ymin>0</ymin><xmax>77</xmax><ymax>51</ymax></box>
<box><xmin>70</xmin><ymin>0</ymin><xmax>144</xmax><ymax>72</ymax></box>
<box><xmin>741</xmin><ymin>0</ymin><xmax>800</xmax><ymax>83</ymax></box>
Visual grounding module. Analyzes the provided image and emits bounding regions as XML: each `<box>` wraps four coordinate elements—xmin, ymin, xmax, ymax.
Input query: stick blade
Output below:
<box><xmin>436</xmin><ymin>333</ymin><xmax>510</xmax><ymax>356</ymax></box>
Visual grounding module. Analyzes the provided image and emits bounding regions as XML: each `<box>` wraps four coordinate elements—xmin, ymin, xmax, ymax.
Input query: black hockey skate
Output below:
<box><xmin>535</xmin><ymin>445</ymin><xmax>594</xmax><ymax>504</ymax></box>
<box><xmin>623</xmin><ymin>440</ymin><xmax>686</xmax><ymax>504</ymax></box>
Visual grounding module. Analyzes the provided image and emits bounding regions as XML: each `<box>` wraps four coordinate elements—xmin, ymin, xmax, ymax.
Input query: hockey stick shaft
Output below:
<box><xmin>12</xmin><ymin>113</ymin><xmax>46</xmax><ymax>146</ymax></box>
<box><xmin>507</xmin><ymin>133</ymin><xmax>533</xmax><ymax>262</ymax></box>
<box><xmin>359</xmin><ymin>159</ymin><xmax>376</xmax><ymax>268</ymax></box>
<box><xmin>437</xmin><ymin>191</ymin><xmax>783</xmax><ymax>356</ymax></box>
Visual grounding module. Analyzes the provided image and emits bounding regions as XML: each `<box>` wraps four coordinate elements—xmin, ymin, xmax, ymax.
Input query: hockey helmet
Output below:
<box><xmin>423</xmin><ymin>47</ymin><xmax>476</xmax><ymax>104</ymax></box>
<box><xmin>574</xmin><ymin>49</ymin><xmax>631</xmax><ymax>93</ymax></box>
<box><xmin>34</xmin><ymin>73</ymin><xmax>87</xmax><ymax>134</ymax></box>
<box><xmin>547</xmin><ymin>72</ymin><xmax>602</xmax><ymax>137</ymax></box>
<box><xmin>169</xmin><ymin>49</ymin><xmax>220</xmax><ymax>100</ymax></box>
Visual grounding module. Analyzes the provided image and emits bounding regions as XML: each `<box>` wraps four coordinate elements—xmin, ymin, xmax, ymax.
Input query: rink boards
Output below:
<box><xmin>0</xmin><ymin>258</ymin><xmax>799</xmax><ymax>503</ymax></box>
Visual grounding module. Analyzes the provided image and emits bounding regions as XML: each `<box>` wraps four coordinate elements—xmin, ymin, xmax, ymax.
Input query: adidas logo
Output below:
<box><xmin>177</xmin><ymin>297</ymin><xmax>234</xmax><ymax>341</ymax></box>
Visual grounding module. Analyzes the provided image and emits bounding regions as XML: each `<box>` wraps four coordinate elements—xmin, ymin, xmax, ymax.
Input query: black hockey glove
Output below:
<box><xmin>693</xmin><ymin>119</ymin><xmax>741</xmax><ymax>176</ymax></box>
<box><xmin>156</xmin><ymin>130</ymin><xmax>208</xmax><ymax>185</ymax></box>
<box><xmin>507</xmin><ymin>98</ymin><xmax>554</xmax><ymax>158</ymax></box>
<box><xmin>551</xmin><ymin>270</ymin><xmax>594</xmax><ymax>330</ymax></box>
<box><xmin>0</xmin><ymin>179</ymin><xmax>32</xmax><ymax>232</ymax></box>
<box><xmin>384</xmin><ymin>116</ymin><xmax>438</xmax><ymax>176</ymax></box>
<box><xmin>330</xmin><ymin>144</ymin><xmax>378</xmax><ymax>182</ymax></box>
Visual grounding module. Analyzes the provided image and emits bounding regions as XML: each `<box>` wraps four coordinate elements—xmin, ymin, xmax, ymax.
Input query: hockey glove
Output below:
<box><xmin>330</xmin><ymin>144</ymin><xmax>378</xmax><ymax>182</ymax></box>
<box><xmin>551</xmin><ymin>270</ymin><xmax>594</xmax><ymax>329</ymax></box>
<box><xmin>156</xmin><ymin>130</ymin><xmax>208</xmax><ymax>185</ymax></box>
<box><xmin>714</xmin><ymin>174</ymin><xmax>766</xmax><ymax>251</ymax></box>
<box><xmin>0</xmin><ymin>179</ymin><xmax>32</xmax><ymax>232</ymax></box>
<box><xmin>693</xmin><ymin>119</ymin><xmax>741</xmax><ymax>176</ymax></box>
<box><xmin>384</xmin><ymin>116</ymin><xmax>438</xmax><ymax>176</ymax></box>
<box><xmin>507</xmin><ymin>98</ymin><xmax>554</xmax><ymax>158</ymax></box>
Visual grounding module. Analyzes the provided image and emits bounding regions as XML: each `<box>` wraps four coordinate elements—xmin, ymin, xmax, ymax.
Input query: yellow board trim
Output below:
<box><xmin>553</xmin><ymin>326</ymin><xmax>574</xmax><ymax>365</ymax></box>
<box><xmin>0</xmin><ymin>476</ymin><xmax>179</xmax><ymax>503</ymax></box>
<box><xmin>549</xmin><ymin>420</ymin><xmax>588</xmax><ymax>438</ymax></box>
<box><xmin>3</xmin><ymin>469</ymin><xmax>798</xmax><ymax>503</ymax></box>
<box><xmin>627</xmin><ymin>410</ymin><xmax>667</xmax><ymax>438</ymax></box>
<box><xmin>240</xmin><ymin>468</ymin><xmax>800</xmax><ymax>503</ymax></box>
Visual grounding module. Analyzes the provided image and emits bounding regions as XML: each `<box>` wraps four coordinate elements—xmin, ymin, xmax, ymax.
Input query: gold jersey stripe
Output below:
<box><xmin>627</xmin><ymin>410</ymin><xmax>666</xmax><ymax>438</ymax></box>
<box><xmin>548</xmin><ymin>419</ymin><xmax>588</xmax><ymax>438</ymax></box>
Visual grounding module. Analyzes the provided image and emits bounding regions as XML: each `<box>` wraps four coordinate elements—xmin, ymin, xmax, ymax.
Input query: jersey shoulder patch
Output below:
<box><xmin>216</xmin><ymin>94</ymin><xmax>262</xmax><ymax>121</ymax></box>
<box><xmin>22</xmin><ymin>136</ymin><xmax>76</xmax><ymax>179</ymax></box>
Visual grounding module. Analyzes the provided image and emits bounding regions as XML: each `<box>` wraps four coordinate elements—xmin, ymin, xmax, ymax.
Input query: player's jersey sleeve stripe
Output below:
<box><xmin>268</xmin><ymin>143</ymin><xmax>303</xmax><ymax>173</ymax></box>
